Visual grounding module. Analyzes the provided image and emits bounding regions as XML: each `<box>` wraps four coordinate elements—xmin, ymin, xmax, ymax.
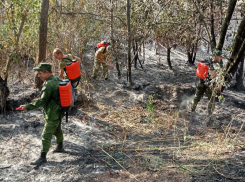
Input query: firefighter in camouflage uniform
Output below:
<box><xmin>18</xmin><ymin>63</ymin><xmax>65</xmax><ymax>166</ymax></box>
<box><xmin>191</xmin><ymin>50</ymin><xmax>223</xmax><ymax>115</ymax></box>
<box><xmin>92</xmin><ymin>45</ymin><xmax>114</xmax><ymax>80</ymax></box>
<box><xmin>53</xmin><ymin>48</ymin><xmax>81</xmax><ymax>110</ymax></box>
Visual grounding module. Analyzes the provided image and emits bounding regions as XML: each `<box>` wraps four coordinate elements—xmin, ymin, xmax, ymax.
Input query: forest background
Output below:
<box><xmin>0</xmin><ymin>0</ymin><xmax>245</xmax><ymax>97</ymax></box>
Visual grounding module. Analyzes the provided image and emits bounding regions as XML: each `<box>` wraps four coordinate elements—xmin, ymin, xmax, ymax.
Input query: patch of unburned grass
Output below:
<box><xmin>90</xmin><ymin>99</ymin><xmax>245</xmax><ymax>180</ymax></box>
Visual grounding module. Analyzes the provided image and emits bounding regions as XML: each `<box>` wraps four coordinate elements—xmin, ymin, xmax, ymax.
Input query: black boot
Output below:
<box><xmin>53</xmin><ymin>142</ymin><xmax>65</xmax><ymax>153</ymax></box>
<box><xmin>30</xmin><ymin>152</ymin><xmax>47</xmax><ymax>166</ymax></box>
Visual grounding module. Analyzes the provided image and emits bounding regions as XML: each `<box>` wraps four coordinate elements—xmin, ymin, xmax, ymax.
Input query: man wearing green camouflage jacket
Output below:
<box><xmin>190</xmin><ymin>50</ymin><xmax>223</xmax><ymax>115</ymax></box>
<box><xmin>18</xmin><ymin>63</ymin><xmax>65</xmax><ymax>166</ymax></box>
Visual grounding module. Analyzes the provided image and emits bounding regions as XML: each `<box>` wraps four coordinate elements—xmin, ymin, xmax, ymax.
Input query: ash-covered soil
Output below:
<box><xmin>1</xmin><ymin>45</ymin><xmax>245</xmax><ymax>182</ymax></box>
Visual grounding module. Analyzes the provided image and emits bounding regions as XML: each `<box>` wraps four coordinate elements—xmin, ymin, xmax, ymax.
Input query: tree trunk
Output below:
<box><xmin>167</xmin><ymin>48</ymin><xmax>172</xmax><ymax>70</ymax></box>
<box><xmin>127</xmin><ymin>0</ymin><xmax>132</xmax><ymax>86</ymax></box>
<box><xmin>0</xmin><ymin>75</ymin><xmax>10</xmax><ymax>113</ymax></box>
<box><xmin>133</xmin><ymin>41</ymin><xmax>139</xmax><ymax>69</ymax></box>
<box><xmin>216</xmin><ymin>0</ymin><xmax>237</xmax><ymax>51</ymax></box>
<box><xmin>116</xmin><ymin>61</ymin><xmax>121</xmax><ymax>79</ymax></box>
<box><xmin>35</xmin><ymin>0</ymin><xmax>49</xmax><ymax>90</ymax></box>
<box><xmin>187</xmin><ymin>51</ymin><xmax>193</xmax><ymax>64</ymax></box>
<box><xmin>135</xmin><ymin>42</ymin><xmax>138</xmax><ymax>68</ymax></box>
<box><xmin>38</xmin><ymin>0</ymin><xmax>49</xmax><ymax>64</ymax></box>
<box><xmin>227</xmin><ymin>39</ymin><xmax>245</xmax><ymax>74</ymax></box>
<box><xmin>233</xmin><ymin>54</ymin><xmax>244</xmax><ymax>90</ymax></box>
<box><xmin>225</xmin><ymin>16</ymin><xmax>245</xmax><ymax>71</ymax></box>
<box><xmin>132</xmin><ymin>38</ymin><xmax>137</xmax><ymax>69</ymax></box>
<box><xmin>187</xmin><ymin>46</ymin><xmax>196</xmax><ymax>64</ymax></box>
<box><xmin>210</xmin><ymin>1</ymin><xmax>216</xmax><ymax>49</ymax></box>
<box><xmin>223</xmin><ymin>2</ymin><xmax>245</xmax><ymax>90</ymax></box>
<box><xmin>220</xmin><ymin>0</ymin><xmax>223</xmax><ymax>25</ymax></box>
<box><xmin>192</xmin><ymin>52</ymin><xmax>197</xmax><ymax>63</ymax></box>
<box><xmin>222</xmin><ymin>39</ymin><xmax>245</xmax><ymax>93</ymax></box>
<box><xmin>110</xmin><ymin>0</ymin><xmax>114</xmax><ymax>47</ymax></box>
<box><xmin>110</xmin><ymin>0</ymin><xmax>121</xmax><ymax>79</ymax></box>
<box><xmin>155</xmin><ymin>41</ymin><xmax>159</xmax><ymax>55</ymax></box>
<box><xmin>143</xmin><ymin>41</ymin><xmax>145</xmax><ymax>64</ymax></box>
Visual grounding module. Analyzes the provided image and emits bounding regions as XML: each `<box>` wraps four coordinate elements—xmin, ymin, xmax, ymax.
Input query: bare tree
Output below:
<box><xmin>225</xmin><ymin>16</ymin><xmax>245</xmax><ymax>72</ymax></box>
<box><xmin>233</xmin><ymin>55</ymin><xmax>244</xmax><ymax>90</ymax></box>
<box><xmin>0</xmin><ymin>75</ymin><xmax>10</xmax><ymax>113</ymax></box>
<box><xmin>38</xmin><ymin>0</ymin><xmax>49</xmax><ymax>64</ymax></box>
<box><xmin>35</xmin><ymin>0</ymin><xmax>50</xmax><ymax>90</ymax></box>
<box><xmin>210</xmin><ymin>1</ymin><xmax>216</xmax><ymax>48</ymax></box>
<box><xmin>127</xmin><ymin>0</ymin><xmax>132</xmax><ymax>87</ymax></box>
<box><xmin>216</xmin><ymin>0</ymin><xmax>237</xmax><ymax>51</ymax></box>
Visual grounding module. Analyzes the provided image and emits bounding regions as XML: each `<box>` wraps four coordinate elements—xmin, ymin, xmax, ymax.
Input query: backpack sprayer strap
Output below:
<box><xmin>62</xmin><ymin>57</ymin><xmax>72</xmax><ymax>73</ymax></box>
<box><xmin>60</xmin><ymin>107</ymin><xmax>71</xmax><ymax>123</ymax></box>
<box><xmin>66</xmin><ymin>112</ymin><xmax>68</xmax><ymax>122</ymax></box>
<box><xmin>48</xmin><ymin>78</ymin><xmax>60</xmax><ymax>103</ymax></box>
<box><xmin>102</xmin><ymin>46</ymin><xmax>107</xmax><ymax>54</ymax></box>
<box><xmin>72</xmin><ymin>81</ymin><xmax>80</xmax><ymax>88</ymax></box>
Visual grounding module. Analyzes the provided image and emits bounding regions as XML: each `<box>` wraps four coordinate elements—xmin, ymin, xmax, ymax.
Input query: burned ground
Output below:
<box><xmin>1</xmin><ymin>46</ymin><xmax>245</xmax><ymax>182</ymax></box>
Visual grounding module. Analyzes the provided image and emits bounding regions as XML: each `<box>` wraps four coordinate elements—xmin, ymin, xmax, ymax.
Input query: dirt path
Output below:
<box><xmin>1</xmin><ymin>45</ymin><xmax>245</xmax><ymax>182</ymax></box>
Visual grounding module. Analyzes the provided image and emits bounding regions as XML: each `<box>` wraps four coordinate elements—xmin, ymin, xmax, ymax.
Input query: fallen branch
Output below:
<box><xmin>176</xmin><ymin>162</ymin><xmax>198</xmax><ymax>173</ymax></box>
<box><xmin>234</xmin><ymin>119</ymin><xmax>245</xmax><ymax>140</ymax></box>
<box><xmin>122</xmin><ymin>144</ymin><xmax>200</xmax><ymax>151</ymax></box>
<box><xmin>213</xmin><ymin>166</ymin><xmax>244</xmax><ymax>180</ymax></box>
<box><xmin>129</xmin><ymin>136</ymin><xmax>185</xmax><ymax>146</ymax></box>
<box><xmin>0</xmin><ymin>165</ymin><xmax>12</xmax><ymax>169</ymax></box>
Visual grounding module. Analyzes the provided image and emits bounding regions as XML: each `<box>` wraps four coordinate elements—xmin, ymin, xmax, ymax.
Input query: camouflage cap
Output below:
<box><xmin>212</xmin><ymin>50</ymin><xmax>223</xmax><ymax>57</ymax></box>
<box><xmin>33</xmin><ymin>63</ymin><xmax>52</xmax><ymax>72</ymax></box>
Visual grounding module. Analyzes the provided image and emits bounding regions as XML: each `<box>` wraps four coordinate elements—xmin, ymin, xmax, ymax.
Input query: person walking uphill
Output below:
<box><xmin>53</xmin><ymin>48</ymin><xmax>81</xmax><ymax>112</ymax></box>
<box><xmin>17</xmin><ymin>63</ymin><xmax>65</xmax><ymax>166</ymax></box>
<box><xmin>92</xmin><ymin>45</ymin><xmax>114</xmax><ymax>80</ymax></box>
<box><xmin>53</xmin><ymin>48</ymin><xmax>81</xmax><ymax>80</ymax></box>
<box><xmin>190</xmin><ymin>50</ymin><xmax>223</xmax><ymax>115</ymax></box>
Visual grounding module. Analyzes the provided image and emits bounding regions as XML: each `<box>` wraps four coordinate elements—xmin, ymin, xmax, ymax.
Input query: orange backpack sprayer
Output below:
<box><xmin>59</xmin><ymin>80</ymin><xmax>73</xmax><ymax>122</ymax></box>
<box><xmin>94</xmin><ymin>41</ymin><xmax>109</xmax><ymax>53</ymax></box>
<box><xmin>66</xmin><ymin>60</ymin><xmax>81</xmax><ymax>86</ymax></box>
<box><xmin>97</xmin><ymin>41</ymin><xmax>108</xmax><ymax>49</ymax></box>
<box><xmin>62</xmin><ymin>58</ymin><xmax>81</xmax><ymax>88</ymax></box>
<box><xmin>196</xmin><ymin>61</ymin><xmax>210</xmax><ymax>79</ymax></box>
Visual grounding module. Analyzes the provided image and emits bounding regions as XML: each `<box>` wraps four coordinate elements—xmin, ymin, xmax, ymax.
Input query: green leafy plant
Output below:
<box><xmin>145</xmin><ymin>96</ymin><xmax>158</xmax><ymax>124</ymax></box>
<box><xmin>146</xmin><ymin>95</ymin><xmax>155</xmax><ymax>113</ymax></box>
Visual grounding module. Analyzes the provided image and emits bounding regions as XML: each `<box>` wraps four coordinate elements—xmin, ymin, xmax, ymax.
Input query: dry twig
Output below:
<box><xmin>98</xmin><ymin>146</ymin><xmax>139</xmax><ymax>182</ymax></box>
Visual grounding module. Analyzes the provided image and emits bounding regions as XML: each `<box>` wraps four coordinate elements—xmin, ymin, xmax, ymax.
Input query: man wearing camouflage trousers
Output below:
<box><xmin>18</xmin><ymin>63</ymin><xmax>65</xmax><ymax>166</ymax></box>
<box><xmin>92</xmin><ymin>45</ymin><xmax>114</xmax><ymax>80</ymax></box>
<box><xmin>191</xmin><ymin>50</ymin><xmax>223</xmax><ymax>115</ymax></box>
